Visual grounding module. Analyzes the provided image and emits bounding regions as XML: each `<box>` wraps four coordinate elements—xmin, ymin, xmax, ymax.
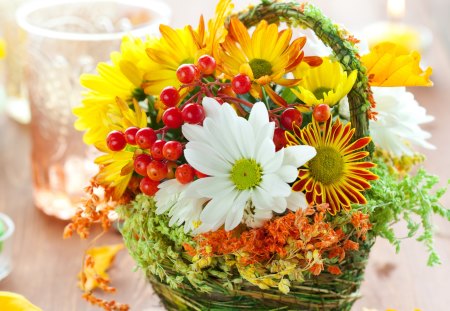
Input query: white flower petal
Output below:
<box><xmin>260</xmin><ymin>173</ymin><xmax>291</xmax><ymax>197</ymax></box>
<box><xmin>286</xmin><ymin>191</ymin><xmax>308</xmax><ymax>211</ymax></box>
<box><xmin>225</xmin><ymin>191</ymin><xmax>249</xmax><ymax>231</ymax></box>
<box><xmin>276</xmin><ymin>165</ymin><xmax>298</xmax><ymax>183</ymax></box>
<box><xmin>283</xmin><ymin>145</ymin><xmax>317</xmax><ymax>168</ymax></box>
<box><xmin>184</xmin><ymin>144</ymin><xmax>229</xmax><ymax>176</ymax></box>
<box><xmin>248</xmin><ymin>102</ymin><xmax>269</xmax><ymax>134</ymax></box>
<box><xmin>200</xmin><ymin>191</ymin><xmax>238</xmax><ymax>227</ymax></box>
<box><xmin>187</xmin><ymin>176</ymin><xmax>235</xmax><ymax>199</ymax></box>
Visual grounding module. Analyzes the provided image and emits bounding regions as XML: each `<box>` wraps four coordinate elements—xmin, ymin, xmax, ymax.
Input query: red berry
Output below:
<box><xmin>280</xmin><ymin>108</ymin><xmax>303</xmax><ymax>131</ymax></box>
<box><xmin>176</xmin><ymin>64</ymin><xmax>198</xmax><ymax>84</ymax></box>
<box><xmin>106</xmin><ymin>130</ymin><xmax>126</xmax><ymax>151</ymax></box>
<box><xmin>231</xmin><ymin>74</ymin><xmax>251</xmax><ymax>94</ymax></box>
<box><xmin>162</xmin><ymin>107</ymin><xmax>184</xmax><ymax>129</ymax></box>
<box><xmin>162</xmin><ymin>141</ymin><xmax>183</xmax><ymax>161</ymax></box>
<box><xmin>182</xmin><ymin>103</ymin><xmax>205</xmax><ymax>124</ymax></box>
<box><xmin>313</xmin><ymin>104</ymin><xmax>331</xmax><ymax>122</ymax></box>
<box><xmin>124</xmin><ymin>127</ymin><xmax>139</xmax><ymax>145</ymax></box>
<box><xmin>140</xmin><ymin>177</ymin><xmax>159</xmax><ymax>196</ymax></box>
<box><xmin>135</xmin><ymin>128</ymin><xmax>157</xmax><ymax>149</ymax></box>
<box><xmin>151</xmin><ymin>140</ymin><xmax>166</xmax><ymax>160</ymax></box>
<box><xmin>197</xmin><ymin>55</ymin><xmax>216</xmax><ymax>75</ymax></box>
<box><xmin>195</xmin><ymin>169</ymin><xmax>208</xmax><ymax>179</ymax></box>
<box><xmin>175</xmin><ymin>164</ymin><xmax>195</xmax><ymax>184</ymax></box>
<box><xmin>134</xmin><ymin>154</ymin><xmax>152</xmax><ymax>176</ymax></box>
<box><xmin>273</xmin><ymin>128</ymin><xmax>288</xmax><ymax>151</ymax></box>
<box><xmin>146</xmin><ymin>160</ymin><xmax>168</xmax><ymax>181</ymax></box>
<box><xmin>160</xmin><ymin>86</ymin><xmax>180</xmax><ymax>107</ymax></box>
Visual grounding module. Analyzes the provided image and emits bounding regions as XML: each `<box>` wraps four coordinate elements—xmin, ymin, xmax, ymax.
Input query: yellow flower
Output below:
<box><xmin>362</xmin><ymin>41</ymin><xmax>432</xmax><ymax>87</ymax></box>
<box><xmin>80</xmin><ymin>244</ymin><xmax>124</xmax><ymax>292</ymax></box>
<box><xmin>74</xmin><ymin>35</ymin><xmax>152</xmax><ymax>145</ymax></box>
<box><xmin>217</xmin><ymin>17</ymin><xmax>305</xmax><ymax>106</ymax></box>
<box><xmin>142</xmin><ymin>0</ymin><xmax>233</xmax><ymax>96</ymax></box>
<box><xmin>95</xmin><ymin>149</ymin><xmax>135</xmax><ymax>200</ymax></box>
<box><xmin>0</xmin><ymin>292</ymin><xmax>42</xmax><ymax>311</ymax></box>
<box><xmin>0</xmin><ymin>38</ymin><xmax>6</xmax><ymax>59</ymax></box>
<box><xmin>292</xmin><ymin>57</ymin><xmax>357</xmax><ymax>107</ymax></box>
<box><xmin>90</xmin><ymin>98</ymin><xmax>146</xmax><ymax>198</ymax></box>
<box><xmin>287</xmin><ymin>118</ymin><xmax>378</xmax><ymax>214</ymax></box>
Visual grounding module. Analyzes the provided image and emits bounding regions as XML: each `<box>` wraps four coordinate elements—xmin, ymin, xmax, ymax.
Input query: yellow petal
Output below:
<box><xmin>0</xmin><ymin>292</ymin><xmax>42</xmax><ymax>311</ymax></box>
<box><xmin>80</xmin><ymin>244</ymin><xmax>124</xmax><ymax>292</ymax></box>
<box><xmin>362</xmin><ymin>42</ymin><xmax>432</xmax><ymax>87</ymax></box>
<box><xmin>0</xmin><ymin>38</ymin><xmax>6</xmax><ymax>59</ymax></box>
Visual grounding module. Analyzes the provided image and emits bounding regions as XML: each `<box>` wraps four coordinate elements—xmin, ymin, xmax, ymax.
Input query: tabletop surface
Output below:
<box><xmin>1</xmin><ymin>0</ymin><xmax>449</xmax><ymax>310</ymax></box>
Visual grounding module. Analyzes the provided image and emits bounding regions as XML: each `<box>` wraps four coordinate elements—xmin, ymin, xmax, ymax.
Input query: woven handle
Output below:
<box><xmin>237</xmin><ymin>1</ymin><xmax>373</xmax><ymax>151</ymax></box>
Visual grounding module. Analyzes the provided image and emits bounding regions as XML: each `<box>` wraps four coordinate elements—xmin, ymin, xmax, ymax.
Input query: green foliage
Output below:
<box><xmin>118</xmin><ymin>195</ymin><xmax>213</xmax><ymax>291</ymax></box>
<box><xmin>365</xmin><ymin>160</ymin><xmax>450</xmax><ymax>266</ymax></box>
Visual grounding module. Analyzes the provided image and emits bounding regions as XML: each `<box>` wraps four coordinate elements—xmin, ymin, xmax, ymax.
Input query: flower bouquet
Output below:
<box><xmin>65</xmin><ymin>0</ymin><xmax>449</xmax><ymax>310</ymax></box>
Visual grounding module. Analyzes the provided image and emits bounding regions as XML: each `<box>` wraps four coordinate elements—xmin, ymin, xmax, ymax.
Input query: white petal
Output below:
<box><xmin>252</xmin><ymin>187</ymin><xmax>276</xmax><ymax>210</ymax></box>
<box><xmin>276</xmin><ymin>165</ymin><xmax>298</xmax><ymax>183</ymax></box>
<box><xmin>286</xmin><ymin>191</ymin><xmax>308</xmax><ymax>211</ymax></box>
<box><xmin>248</xmin><ymin>102</ymin><xmax>269</xmax><ymax>134</ymax></box>
<box><xmin>255</xmin><ymin>138</ymin><xmax>278</xmax><ymax>170</ymax></box>
<box><xmin>283</xmin><ymin>145</ymin><xmax>317</xmax><ymax>168</ymax></box>
<box><xmin>202</xmin><ymin>97</ymin><xmax>222</xmax><ymax>121</ymax></box>
<box><xmin>186</xmin><ymin>176</ymin><xmax>235</xmax><ymax>199</ymax></box>
<box><xmin>260</xmin><ymin>173</ymin><xmax>291</xmax><ymax>197</ymax></box>
<box><xmin>271</xmin><ymin>197</ymin><xmax>287</xmax><ymax>213</ymax></box>
<box><xmin>200</xmin><ymin>191</ymin><xmax>238</xmax><ymax>227</ymax></box>
<box><xmin>184</xmin><ymin>144</ymin><xmax>230</xmax><ymax>176</ymax></box>
<box><xmin>224</xmin><ymin>191</ymin><xmax>249</xmax><ymax>231</ymax></box>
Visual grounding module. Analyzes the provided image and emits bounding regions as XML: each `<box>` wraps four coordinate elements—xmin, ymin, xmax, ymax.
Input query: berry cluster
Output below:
<box><xmin>107</xmin><ymin>53</ymin><xmax>333</xmax><ymax>197</ymax></box>
<box><xmin>106</xmin><ymin>126</ymin><xmax>202</xmax><ymax>196</ymax></box>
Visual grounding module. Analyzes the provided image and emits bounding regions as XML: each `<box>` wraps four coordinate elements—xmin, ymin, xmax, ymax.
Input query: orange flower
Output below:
<box><xmin>217</xmin><ymin>17</ymin><xmax>305</xmax><ymax>106</ymax></box>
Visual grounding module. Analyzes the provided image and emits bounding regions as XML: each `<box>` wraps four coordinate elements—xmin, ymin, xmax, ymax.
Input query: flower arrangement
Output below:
<box><xmin>65</xmin><ymin>1</ymin><xmax>449</xmax><ymax>310</ymax></box>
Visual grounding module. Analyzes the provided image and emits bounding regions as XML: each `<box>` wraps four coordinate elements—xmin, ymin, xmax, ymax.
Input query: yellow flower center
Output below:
<box><xmin>230</xmin><ymin>158</ymin><xmax>262</xmax><ymax>190</ymax></box>
<box><xmin>308</xmin><ymin>146</ymin><xmax>344</xmax><ymax>185</ymax></box>
<box><xmin>249</xmin><ymin>58</ymin><xmax>273</xmax><ymax>79</ymax></box>
<box><xmin>313</xmin><ymin>87</ymin><xmax>333</xmax><ymax>100</ymax></box>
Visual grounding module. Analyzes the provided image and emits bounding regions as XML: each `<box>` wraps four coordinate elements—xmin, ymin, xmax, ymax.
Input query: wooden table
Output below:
<box><xmin>1</xmin><ymin>1</ymin><xmax>449</xmax><ymax>310</ymax></box>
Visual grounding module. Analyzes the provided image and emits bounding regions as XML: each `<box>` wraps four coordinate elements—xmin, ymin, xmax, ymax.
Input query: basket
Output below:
<box><xmin>120</xmin><ymin>1</ymin><xmax>374</xmax><ymax>310</ymax></box>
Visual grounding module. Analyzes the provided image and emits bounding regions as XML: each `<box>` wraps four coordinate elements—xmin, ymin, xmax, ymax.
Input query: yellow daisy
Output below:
<box><xmin>292</xmin><ymin>57</ymin><xmax>357</xmax><ymax>107</ymax></box>
<box><xmin>74</xmin><ymin>35</ymin><xmax>152</xmax><ymax>145</ymax></box>
<box><xmin>217</xmin><ymin>17</ymin><xmax>305</xmax><ymax>106</ymax></box>
<box><xmin>287</xmin><ymin>118</ymin><xmax>378</xmax><ymax>214</ymax></box>
<box><xmin>142</xmin><ymin>0</ymin><xmax>232</xmax><ymax>96</ymax></box>
<box><xmin>92</xmin><ymin>98</ymin><xmax>147</xmax><ymax>199</ymax></box>
<box><xmin>94</xmin><ymin>149</ymin><xmax>135</xmax><ymax>201</ymax></box>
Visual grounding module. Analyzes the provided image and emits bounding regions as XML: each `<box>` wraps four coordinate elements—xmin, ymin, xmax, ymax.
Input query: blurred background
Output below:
<box><xmin>0</xmin><ymin>0</ymin><xmax>449</xmax><ymax>310</ymax></box>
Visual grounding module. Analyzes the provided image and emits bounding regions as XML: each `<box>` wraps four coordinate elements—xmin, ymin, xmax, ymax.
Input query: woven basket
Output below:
<box><xmin>121</xmin><ymin>2</ymin><xmax>375</xmax><ymax>310</ymax></box>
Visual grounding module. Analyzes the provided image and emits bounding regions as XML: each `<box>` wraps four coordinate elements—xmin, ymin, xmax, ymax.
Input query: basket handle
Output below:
<box><xmin>237</xmin><ymin>1</ymin><xmax>373</xmax><ymax>151</ymax></box>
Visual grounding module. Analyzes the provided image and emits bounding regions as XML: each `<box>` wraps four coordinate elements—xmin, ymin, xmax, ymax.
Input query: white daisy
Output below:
<box><xmin>155</xmin><ymin>179</ymin><xmax>208</xmax><ymax>233</ymax></box>
<box><xmin>339</xmin><ymin>87</ymin><xmax>435</xmax><ymax>156</ymax></box>
<box><xmin>182</xmin><ymin>97</ymin><xmax>316</xmax><ymax>233</ymax></box>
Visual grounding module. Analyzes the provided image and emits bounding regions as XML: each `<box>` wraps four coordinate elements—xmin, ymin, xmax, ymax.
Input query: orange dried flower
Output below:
<box><xmin>327</xmin><ymin>265</ymin><xmax>342</xmax><ymax>275</ymax></box>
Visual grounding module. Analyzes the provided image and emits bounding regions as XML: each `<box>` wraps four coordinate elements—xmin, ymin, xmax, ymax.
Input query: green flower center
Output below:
<box><xmin>313</xmin><ymin>87</ymin><xmax>333</xmax><ymax>100</ymax></box>
<box><xmin>230</xmin><ymin>158</ymin><xmax>262</xmax><ymax>190</ymax></box>
<box><xmin>308</xmin><ymin>146</ymin><xmax>344</xmax><ymax>185</ymax></box>
<box><xmin>249</xmin><ymin>58</ymin><xmax>273</xmax><ymax>79</ymax></box>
